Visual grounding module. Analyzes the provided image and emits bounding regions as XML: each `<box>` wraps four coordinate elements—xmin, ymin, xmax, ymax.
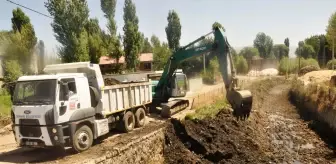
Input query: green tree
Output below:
<box><xmin>272</xmin><ymin>44</ymin><xmax>289</xmax><ymax>60</ymax></box>
<box><xmin>142</xmin><ymin>37</ymin><xmax>153</xmax><ymax>53</ymax></box>
<box><xmin>151</xmin><ymin>35</ymin><xmax>161</xmax><ymax>48</ymax></box>
<box><xmin>100</xmin><ymin>0</ymin><xmax>123</xmax><ymax>64</ymax></box>
<box><xmin>3</xmin><ymin>60</ymin><xmax>22</xmax><ymax>83</ymax></box>
<box><xmin>212</xmin><ymin>22</ymin><xmax>225</xmax><ymax>31</ymax></box>
<box><xmin>37</xmin><ymin>40</ymin><xmax>45</xmax><ymax>73</ymax></box>
<box><xmin>295</xmin><ymin>43</ymin><xmax>315</xmax><ymax>59</ymax></box>
<box><xmin>11</xmin><ymin>8</ymin><xmax>37</xmax><ymax>56</ymax></box>
<box><xmin>153</xmin><ymin>42</ymin><xmax>171</xmax><ymax>70</ymax></box>
<box><xmin>123</xmin><ymin>0</ymin><xmax>141</xmax><ymax>71</ymax></box>
<box><xmin>238</xmin><ymin>47</ymin><xmax>259</xmax><ymax>60</ymax></box>
<box><xmin>304</xmin><ymin>35</ymin><xmax>320</xmax><ymax>58</ymax></box>
<box><xmin>284</xmin><ymin>38</ymin><xmax>290</xmax><ymax>47</ymax></box>
<box><xmin>253</xmin><ymin>32</ymin><xmax>273</xmax><ymax>59</ymax></box>
<box><xmin>85</xmin><ymin>18</ymin><xmax>106</xmax><ymax>63</ymax></box>
<box><xmin>45</xmin><ymin>0</ymin><xmax>90</xmax><ymax>62</ymax></box>
<box><xmin>326</xmin><ymin>12</ymin><xmax>336</xmax><ymax>53</ymax></box>
<box><xmin>165</xmin><ymin>10</ymin><xmax>181</xmax><ymax>51</ymax></box>
<box><xmin>235</xmin><ymin>55</ymin><xmax>248</xmax><ymax>74</ymax></box>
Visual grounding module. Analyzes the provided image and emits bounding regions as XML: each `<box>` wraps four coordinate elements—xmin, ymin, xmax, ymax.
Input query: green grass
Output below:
<box><xmin>185</xmin><ymin>99</ymin><xmax>229</xmax><ymax>120</ymax></box>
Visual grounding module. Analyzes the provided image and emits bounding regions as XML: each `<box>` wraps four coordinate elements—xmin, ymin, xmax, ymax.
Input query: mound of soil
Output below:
<box><xmin>163</xmin><ymin>109</ymin><xmax>274</xmax><ymax>164</ymax></box>
<box><xmin>299</xmin><ymin>65</ymin><xmax>319</xmax><ymax>76</ymax></box>
<box><xmin>104</xmin><ymin>78</ymin><xmax>121</xmax><ymax>86</ymax></box>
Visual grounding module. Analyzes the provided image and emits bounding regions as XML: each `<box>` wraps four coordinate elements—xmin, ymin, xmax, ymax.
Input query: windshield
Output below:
<box><xmin>13</xmin><ymin>80</ymin><xmax>57</xmax><ymax>105</ymax></box>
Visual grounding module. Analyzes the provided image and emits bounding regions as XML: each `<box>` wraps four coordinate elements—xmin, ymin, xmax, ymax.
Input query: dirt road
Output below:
<box><xmin>164</xmin><ymin>77</ymin><xmax>335</xmax><ymax>163</ymax></box>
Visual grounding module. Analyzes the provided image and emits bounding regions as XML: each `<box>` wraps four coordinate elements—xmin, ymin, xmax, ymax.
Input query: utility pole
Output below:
<box><xmin>333</xmin><ymin>38</ymin><xmax>335</xmax><ymax>70</ymax></box>
<box><xmin>203</xmin><ymin>53</ymin><xmax>206</xmax><ymax>73</ymax></box>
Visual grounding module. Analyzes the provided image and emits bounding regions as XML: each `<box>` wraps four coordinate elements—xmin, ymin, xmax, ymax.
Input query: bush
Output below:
<box><xmin>0</xmin><ymin>89</ymin><xmax>11</xmax><ymax>116</ymax></box>
<box><xmin>235</xmin><ymin>56</ymin><xmax>248</xmax><ymax>74</ymax></box>
<box><xmin>201</xmin><ymin>57</ymin><xmax>220</xmax><ymax>84</ymax></box>
<box><xmin>327</xmin><ymin>59</ymin><xmax>336</xmax><ymax>70</ymax></box>
<box><xmin>301</xmin><ymin>58</ymin><xmax>320</xmax><ymax>69</ymax></box>
<box><xmin>299</xmin><ymin>65</ymin><xmax>319</xmax><ymax>76</ymax></box>
<box><xmin>278</xmin><ymin>57</ymin><xmax>320</xmax><ymax>75</ymax></box>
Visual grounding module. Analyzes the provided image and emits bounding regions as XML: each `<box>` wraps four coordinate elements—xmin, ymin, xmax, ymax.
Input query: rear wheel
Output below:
<box><xmin>120</xmin><ymin>111</ymin><xmax>135</xmax><ymax>132</ymax></box>
<box><xmin>72</xmin><ymin>125</ymin><xmax>93</xmax><ymax>153</ymax></box>
<box><xmin>135</xmin><ymin>108</ymin><xmax>146</xmax><ymax>128</ymax></box>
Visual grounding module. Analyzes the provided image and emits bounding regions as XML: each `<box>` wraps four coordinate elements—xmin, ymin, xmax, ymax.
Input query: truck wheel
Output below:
<box><xmin>120</xmin><ymin>111</ymin><xmax>135</xmax><ymax>132</ymax></box>
<box><xmin>135</xmin><ymin>108</ymin><xmax>146</xmax><ymax>128</ymax></box>
<box><xmin>72</xmin><ymin>125</ymin><xmax>93</xmax><ymax>153</ymax></box>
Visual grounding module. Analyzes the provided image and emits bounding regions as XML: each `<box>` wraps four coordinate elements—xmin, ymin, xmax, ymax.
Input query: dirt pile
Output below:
<box><xmin>299</xmin><ymin>70</ymin><xmax>336</xmax><ymax>86</ymax></box>
<box><xmin>104</xmin><ymin>78</ymin><xmax>121</xmax><ymax>85</ymax></box>
<box><xmin>299</xmin><ymin>65</ymin><xmax>319</xmax><ymax>76</ymax></box>
<box><xmin>163</xmin><ymin>110</ymin><xmax>274</xmax><ymax>164</ymax></box>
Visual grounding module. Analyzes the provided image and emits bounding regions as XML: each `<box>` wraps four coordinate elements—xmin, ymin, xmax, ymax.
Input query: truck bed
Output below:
<box><xmin>101</xmin><ymin>81</ymin><xmax>152</xmax><ymax>116</ymax></box>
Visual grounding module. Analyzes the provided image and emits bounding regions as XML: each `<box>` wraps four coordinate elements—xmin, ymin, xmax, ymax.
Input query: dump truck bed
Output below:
<box><xmin>101</xmin><ymin>81</ymin><xmax>153</xmax><ymax>116</ymax></box>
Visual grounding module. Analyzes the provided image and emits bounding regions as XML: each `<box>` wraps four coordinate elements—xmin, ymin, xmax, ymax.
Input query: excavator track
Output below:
<box><xmin>160</xmin><ymin>99</ymin><xmax>189</xmax><ymax>118</ymax></box>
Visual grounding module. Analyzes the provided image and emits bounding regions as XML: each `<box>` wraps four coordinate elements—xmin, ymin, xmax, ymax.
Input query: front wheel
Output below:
<box><xmin>72</xmin><ymin>125</ymin><xmax>93</xmax><ymax>153</ymax></box>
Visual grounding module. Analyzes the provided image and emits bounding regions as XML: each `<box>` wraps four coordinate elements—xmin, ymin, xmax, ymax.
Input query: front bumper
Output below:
<box><xmin>14</xmin><ymin>125</ymin><xmax>68</xmax><ymax>147</ymax></box>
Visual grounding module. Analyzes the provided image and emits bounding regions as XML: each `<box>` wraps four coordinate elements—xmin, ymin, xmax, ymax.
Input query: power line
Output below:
<box><xmin>5</xmin><ymin>0</ymin><xmax>53</xmax><ymax>19</ymax></box>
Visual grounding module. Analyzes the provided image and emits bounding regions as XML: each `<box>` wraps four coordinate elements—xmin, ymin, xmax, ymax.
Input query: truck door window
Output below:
<box><xmin>59</xmin><ymin>78</ymin><xmax>76</xmax><ymax>101</ymax></box>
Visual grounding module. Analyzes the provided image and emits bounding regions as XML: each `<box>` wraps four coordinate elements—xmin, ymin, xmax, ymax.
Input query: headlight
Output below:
<box><xmin>52</xmin><ymin>128</ymin><xmax>57</xmax><ymax>133</ymax></box>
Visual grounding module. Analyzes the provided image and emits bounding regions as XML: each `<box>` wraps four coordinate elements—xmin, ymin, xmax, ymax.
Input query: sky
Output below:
<box><xmin>0</xmin><ymin>0</ymin><xmax>336</xmax><ymax>57</ymax></box>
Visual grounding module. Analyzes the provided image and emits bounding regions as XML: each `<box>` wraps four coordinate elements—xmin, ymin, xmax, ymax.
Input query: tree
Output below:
<box><xmin>253</xmin><ymin>32</ymin><xmax>273</xmax><ymax>59</ymax></box>
<box><xmin>85</xmin><ymin>18</ymin><xmax>106</xmax><ymax>63</ymax></box>
<box><xmin>151</xmin><ymin>35</ymin><xmax>161</xmax><ymax>48</ymax></box>
<box><xmin>295</xmin><ymin>43</ymin><xmax>315</xmax><ymax>59</ymax></box>
<box><xmin>123</xmin><ymin>0</ymin><xmax>141</xmax><ymax>71</ymax></box>
<box><xmin>284</xmin><ymin>38</ymin><xmax>290</xmax><ymax>48</ymax></box>
<box><xmin>100</xmin><ymin>0</ymin><xmax>117</xmax><ymax>37</ymax></box>
<box><xmin>100</xmin><ymin>0</ymin><xmax>123</xmax><ymax>65</ymax></box>
<box><xmin>235</xmin><ymin>56</ymin><xmax>248</xmax><ymax>74</ymax></box>
<box><xmin>165</xmin><ymin>10</ymin><xmax>181</xmax><ymax>51</ymax></box>
<box><xmin>212</xmin><ymin>22</ymin><xmax>225</xmax><ymax>31</ymax></box>
<box><xmin>153</xmin><ymin>42</ymin><xmax>171</xmax><ymax>70</ymax></box>
<box><xmin>3</xmin><ymin>60</ymin><xmax>22</xmax><ymax>83</ymax></box>
<box><xmin>11</xmin><ymin>8</ymin><xmax>37</xmax><ymax>62</ymax></box>
<box><xmin>272</xmin><ymin>44</ymin><xmax>289</xmax><ymax>60</ymax></box>
<box><xmin>45</xmin><ymin>0</ymin><xmax>90</xmax><ymax>62</ymax></box>
<box><xmin>37</xmin><ymin>40</ymin><xmax>45</xmax><ymax>73</ymax></box>
<box><xmin>238</xmin><ymin>47</ymin><xmax>259</xmax><ymax>60</ymax></box>
<box><xmin>326</xmin><ymin>12</ymin><xmax>336</xmax><ymax>53</ymax></box>
<box><xmin>304</xmin><ymin>35</ymin><xmax>320</xmax><ymax>58</ymax></box>
<box><xmin>142</xmin><ymin>37</ymin><xmax>152</xmax><ymax>53</ymax></box>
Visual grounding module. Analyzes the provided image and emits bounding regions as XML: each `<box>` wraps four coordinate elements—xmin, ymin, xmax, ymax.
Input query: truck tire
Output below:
<box><xmin>120</xmin><ymin>111</ymin><xmax>135</xmax><ymax>132</ymax></box>
<box><xmin>135</xmin><ymin>108</ymin><xmax>146</xmax><ymax>128</ymax></box>
<box><xmin>72</xmin><ymin>125</ymin><xmax>93</xmax><ymax>153</ymax></box>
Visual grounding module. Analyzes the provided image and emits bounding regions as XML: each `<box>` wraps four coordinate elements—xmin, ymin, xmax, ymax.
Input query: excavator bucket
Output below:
<box><xmin>227</xmin><ymin>90</ymin><xmax>253</xmax><ymax>120</ymax></box>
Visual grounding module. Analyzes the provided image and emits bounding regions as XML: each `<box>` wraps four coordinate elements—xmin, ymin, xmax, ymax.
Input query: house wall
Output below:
<box><xmin>138</xmin><ymin>62</ymin><xmax>152</xmax><ymax>71</ymax></box>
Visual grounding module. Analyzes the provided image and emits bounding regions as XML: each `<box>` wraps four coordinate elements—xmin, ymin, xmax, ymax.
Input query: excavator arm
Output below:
<box><xmin>153</xmin><ymin>27</ymin><xmax>253</xmax><ymax>120</ymax></box>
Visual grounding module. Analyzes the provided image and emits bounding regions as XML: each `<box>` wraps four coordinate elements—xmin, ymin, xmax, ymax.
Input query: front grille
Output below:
<box><xmin>20</xmin><ymin>126</ymin><xmax>42</xmax><ymax>137</ymax></box>
<box><xmin>19</xmin><ymin>119</ymin><xmax>39</xmax><ymax>126</ymax></box>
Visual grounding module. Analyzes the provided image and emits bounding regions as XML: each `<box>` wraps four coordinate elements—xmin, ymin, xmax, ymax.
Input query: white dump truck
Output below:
<box><xmin>11</xmin><ymin>62</ymin><xmax>152</xmax><ymax>152</ymax></box>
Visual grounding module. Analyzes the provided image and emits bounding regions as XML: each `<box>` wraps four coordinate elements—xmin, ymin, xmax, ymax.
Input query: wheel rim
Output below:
<box><xmin>77</xmin><ymin>131</ymin><xmax>89</xmax><ymax>149</ymax></box>
<box><xmin>127</xmin><ymin>116</ymin><xmax>134</xmax><ymax>129</ymax></box>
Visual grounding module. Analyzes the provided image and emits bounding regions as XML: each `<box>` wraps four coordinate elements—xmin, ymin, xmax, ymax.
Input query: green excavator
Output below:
<box><xmin>151</xmin><ymin>27</ymin><xmax>253</xmax><ymax>120</ymax></box>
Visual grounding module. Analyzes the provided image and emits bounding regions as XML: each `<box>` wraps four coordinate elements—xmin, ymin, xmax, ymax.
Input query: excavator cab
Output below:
<box><xmin>170</xmin><ymin>72</ymin><xmax>188</xmax><ymax>97</ymax></box>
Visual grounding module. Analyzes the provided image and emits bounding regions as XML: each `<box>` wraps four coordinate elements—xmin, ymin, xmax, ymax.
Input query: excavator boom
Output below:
<box><xmin>153</xmin><ymin>27</ymin><xmax>253</xmax><ymax>120</ymax></box>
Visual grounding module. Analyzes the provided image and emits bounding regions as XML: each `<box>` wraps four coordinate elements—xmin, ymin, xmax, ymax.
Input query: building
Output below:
<box><xmin>99</xmin><ymin>53</ymin><xmax>153</xmax><ymax>74</ymax></box>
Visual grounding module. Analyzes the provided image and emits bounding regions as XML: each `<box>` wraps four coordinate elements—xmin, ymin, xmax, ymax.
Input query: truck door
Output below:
<box><xmin>56</xmin><ymin>78</ymin><xmax>80</xmax><ymax>124</ymax></box>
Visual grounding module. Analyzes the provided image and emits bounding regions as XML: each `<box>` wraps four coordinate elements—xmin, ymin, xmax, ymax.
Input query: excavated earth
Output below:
<box><xmin>163</xmin><ymin>77</ymin><xmax>335</xmax><ymax>164</ymax></box>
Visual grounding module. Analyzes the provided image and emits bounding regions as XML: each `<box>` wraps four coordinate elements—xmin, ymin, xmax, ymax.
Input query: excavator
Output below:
<box><xmin>151</xmin><ymin>26</ymin><xmax>253</xmax><ymax>120</ymax></box>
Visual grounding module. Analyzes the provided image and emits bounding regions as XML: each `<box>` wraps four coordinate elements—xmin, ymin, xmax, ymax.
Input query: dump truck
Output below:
<box><xmin>11</xmin><ymin>62</ymin><xmax>153</xmax><ymax>152</ymax></box>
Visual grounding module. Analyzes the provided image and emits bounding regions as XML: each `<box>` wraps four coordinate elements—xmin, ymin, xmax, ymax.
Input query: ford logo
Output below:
<box><xmin>24</xmin><ymin>110</ymin><xmax>31</xmax><ymax>114</ymax></box>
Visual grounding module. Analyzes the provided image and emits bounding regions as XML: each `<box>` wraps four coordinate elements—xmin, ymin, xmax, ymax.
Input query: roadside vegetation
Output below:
<box><xmin>278</xmin><ymin>57</ymin><xmax>320</xmax><ymax>75</ymax></box>
<box><xmin>0</xmin><ymin>89</ymin><xmax>11</xmax><ymax>125</ymax></box>
<box><xmin>185</xmin><ymin>99</ymin><xmax>229</xmax><ymax>120</ymax></box>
